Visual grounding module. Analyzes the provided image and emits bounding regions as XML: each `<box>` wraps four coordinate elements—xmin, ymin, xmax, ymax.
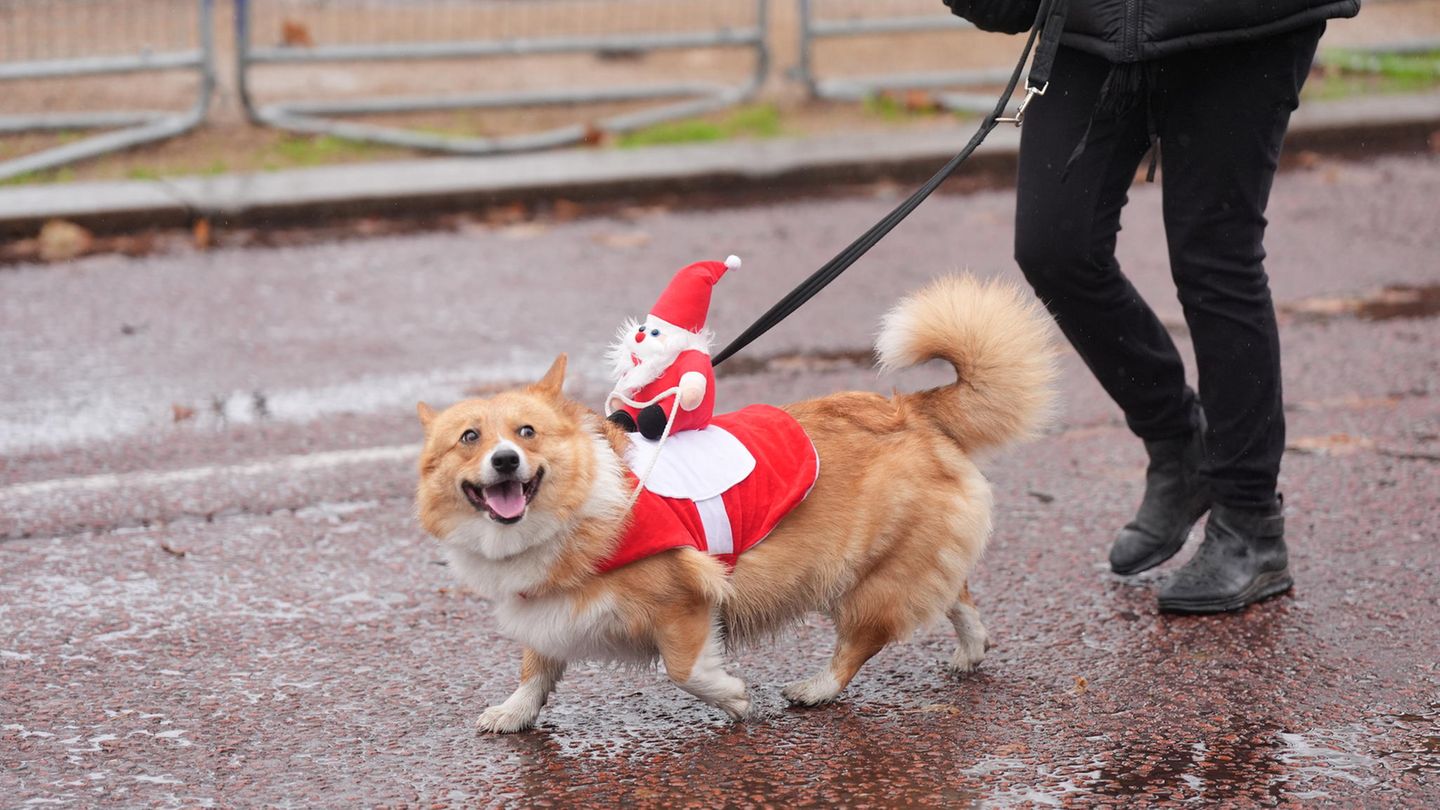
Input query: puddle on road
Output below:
<box><xmin>1087</xmin><ymin>705</ymin><xmax>1440</xmax><ymax>803</ymax></box>
<box><xmin>1092</xmin><ymin>728</ymin><xmax>1288</xmax><ymax>804</ymax></box>
<box><xmin>1282</xmin><ymin>284</ymin><xmax>1440</xmax><ymax>323</ymax></box>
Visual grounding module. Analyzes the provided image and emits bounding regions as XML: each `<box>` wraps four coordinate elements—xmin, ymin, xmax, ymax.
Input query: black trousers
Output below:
<box><xmin>1014</xmin><ymin>25</ymin><xmax>1324</xmax><ymax>510</ymax></box>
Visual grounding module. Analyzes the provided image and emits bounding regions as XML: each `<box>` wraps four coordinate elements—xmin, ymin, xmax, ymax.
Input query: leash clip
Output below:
<box><xmin>997</xmin><ymin>82</ymin><xmax>1048</xmax><ymax>127</ymax></box>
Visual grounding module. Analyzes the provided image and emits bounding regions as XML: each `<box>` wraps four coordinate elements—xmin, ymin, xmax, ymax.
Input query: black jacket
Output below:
<box><xmin>947</xmin><ymin>0</ymin><xmax>1361</xmax><ymax>61</ymax></box>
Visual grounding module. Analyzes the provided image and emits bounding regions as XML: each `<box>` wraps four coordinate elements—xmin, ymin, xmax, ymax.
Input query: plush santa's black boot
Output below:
<box><xmin>607</xmin><ymin>410</ymin><xmax>638</xmax><ymax>433</ymax></box>
<box><xmin>1158</xmin><ymin>498</ymin><xmax>1292</xmax><ymax>614</ymax></box>
<box><xmin>636</xmin><ymin>405</ymin><xmax>668</xmax><ymax>441</ymax></box>
<box><xmin>1110</xmin><ymin>408</ymin><xmax>1212</xmax><ymax>575</ymax></box>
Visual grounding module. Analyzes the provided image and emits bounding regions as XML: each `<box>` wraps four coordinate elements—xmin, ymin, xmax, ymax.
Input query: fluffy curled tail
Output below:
<box><xmin>876</xmin><ymin>275</ymin><xmax>1058</xmax><ymax>453</ymax></box>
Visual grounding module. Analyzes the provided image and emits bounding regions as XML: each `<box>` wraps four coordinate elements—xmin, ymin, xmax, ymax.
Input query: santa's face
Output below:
<box><xmin>609</xmin><ymin>314</ymin><xmax>703</xmax><ymax>395</ymax></box>
<box><xmin>628</xmin><ymin>316</ymin><xmax>687</xmax><ymax>367</ymax></box>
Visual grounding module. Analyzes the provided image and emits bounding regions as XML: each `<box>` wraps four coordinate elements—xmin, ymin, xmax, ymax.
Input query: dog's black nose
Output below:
<box><xmin>491</xmin><ymin>449</ymin><xmax>521</xmax><ymax>474</ymax></box>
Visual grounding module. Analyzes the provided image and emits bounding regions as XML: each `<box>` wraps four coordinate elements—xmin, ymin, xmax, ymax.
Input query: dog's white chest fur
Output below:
<box><xmin>492</xmin><ymin>592</ymin><xmax>632</xmax><ymax>663</ymax></box>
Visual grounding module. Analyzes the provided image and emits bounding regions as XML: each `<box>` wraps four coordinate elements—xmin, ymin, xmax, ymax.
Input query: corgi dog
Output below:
<box><xmin>415</xmin><ymin>275</ymin><xmax>1056</xmax><ymax>732</ymax></box>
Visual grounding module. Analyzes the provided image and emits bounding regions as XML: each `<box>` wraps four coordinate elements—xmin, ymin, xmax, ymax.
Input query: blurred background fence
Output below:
<box><xmin>794</xmin><ymin>0</ymin><xmax>1016</xmax><ymax>113</ymax></box>
<box><xmin>1</xmin><ymin>0</ymin><xmax>1438</xmax><ymax>183</ymax></box>
<box><xmin>234</xmin><ymin>0</ymin><xmax>770</xmax><ymax>154</ymax></box>
<box><xmin>0</xmin><ymin>0</ymin><xmax>215</xmax><ymax>181</ymax></box>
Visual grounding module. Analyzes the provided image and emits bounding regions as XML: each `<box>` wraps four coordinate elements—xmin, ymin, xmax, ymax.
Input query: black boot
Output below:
<box><xmin>607</xmin><ymin>410</ymin><xmax>638</xmax><ymax>433</ymax></box>
<box><xmin>1158</xmin><ymin>498</ymin><xmax>1292</xmax><ymax>614</ymax></box>
<box><xmin>1110</xmin><ymin>408</ymin><xmax>1213</xmax><ymax>575</ymax></box>
<box><xmin>636</xmin><ymin>404</ymin><xmax>668</xmax><ymax>441</ymax></box>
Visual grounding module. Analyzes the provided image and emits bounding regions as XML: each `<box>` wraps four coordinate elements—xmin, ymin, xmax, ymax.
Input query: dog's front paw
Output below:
<box><xmin>782</xmin><ymin>672</ymin><xmax>842</xmax><ymax>707</ymax></box>
<box><xmin>948</xmin><ymin>631</ymin><xmax>989</xmax><ymax>674</ymax></box>
<box><xmin>476</xmin><ymin>703</ymin><xmax>538</xmax><ymax>734</ymax></box>
<box><xmin>716</xmin><ymin>693</ymin><xmax>751</xmax><ymax>721</ymax></box>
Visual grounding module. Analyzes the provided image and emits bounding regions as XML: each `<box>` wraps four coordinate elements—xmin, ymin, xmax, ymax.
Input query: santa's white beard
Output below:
<box><xmin>607</xmin><ymin>318</ymin><xmax>710</xmax><ymax>397</ymax></box>
<box><xmin>614</xmin><ymin>347</ymin><xmax>681</xmax><ymax>395</ymax></box>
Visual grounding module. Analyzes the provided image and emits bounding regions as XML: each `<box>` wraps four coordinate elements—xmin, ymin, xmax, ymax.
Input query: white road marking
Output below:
<box><xmin>1</xmin><ymin>444</ymin><xmax>419</xmax><ymax>499</ymax></box>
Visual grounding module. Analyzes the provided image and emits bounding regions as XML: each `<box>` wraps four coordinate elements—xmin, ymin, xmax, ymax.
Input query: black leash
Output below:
<box><xmin>712</xmin><ymin>0</ymin><xmax>1069</xmax><ymax>366</ymax></box>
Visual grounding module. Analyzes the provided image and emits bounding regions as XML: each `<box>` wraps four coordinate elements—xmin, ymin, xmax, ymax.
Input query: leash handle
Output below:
<box><xmin>999</xmin><ymin>0</ymin><xmax>1069</xmax><ymax>125</ymax></box>
<box><xmin>711</xmin><ymin>0</ymin><xmax>1068</xmax><ymax>367</ymax></box>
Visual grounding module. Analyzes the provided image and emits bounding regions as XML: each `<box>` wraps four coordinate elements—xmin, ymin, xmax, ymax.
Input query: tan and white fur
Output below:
<box><xmin>415</xmin><ymin>275</ymin><xmax>1056</xmax><ymax>732</ymax></box>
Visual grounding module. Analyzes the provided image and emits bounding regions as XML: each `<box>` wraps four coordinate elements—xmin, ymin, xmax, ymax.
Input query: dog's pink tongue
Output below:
<box><xmin>483</xmin><ymin>481</ymin><xmax>527</xmax><ymax>519</ymax></box>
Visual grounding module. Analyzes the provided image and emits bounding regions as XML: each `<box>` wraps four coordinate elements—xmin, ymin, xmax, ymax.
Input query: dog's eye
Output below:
<box><xmin>517</xmin><ymin>425</ymin><xmax>536</xmax><ymax>439</ymax></box>
<box><xmin>650</xmin><ymin>328</ymin><xmax>660</xmax><ymax>337</ymax></box>
<box><xmin>459</xmin><ymin>429</ymin><xmax>479</xmax><ymax>445</ymax></box>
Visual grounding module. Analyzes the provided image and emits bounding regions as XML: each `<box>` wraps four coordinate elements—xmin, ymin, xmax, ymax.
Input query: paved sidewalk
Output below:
<box><xmin>2</xmin><ymin>91</ymin><xmax>1438</xmax><ymax>237</ymax></box>
<box><xmin>1</xmin><ymin>148</ymin><xmax>1437</xmax><ymax>806</ymax></box>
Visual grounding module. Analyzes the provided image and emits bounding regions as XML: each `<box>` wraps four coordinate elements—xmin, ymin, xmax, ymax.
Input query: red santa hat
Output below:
<box><xmin>648</xmin><ymin>255</ymin><xmax>740</xmax><ymax>333</ymax></box>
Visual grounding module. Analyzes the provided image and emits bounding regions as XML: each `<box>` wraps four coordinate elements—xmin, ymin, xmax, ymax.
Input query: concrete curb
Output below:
<box><xmin>1</xmin><ymin>91</ymin><xmax>1437</xmax><ymax>237</ymax></box>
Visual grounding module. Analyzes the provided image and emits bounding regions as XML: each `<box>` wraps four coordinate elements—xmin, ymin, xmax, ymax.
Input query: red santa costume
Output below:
<box><xmin>605</xmin><ymin>256</ymin><xmax>739</xmax><ymax>435</ymax></box>
<box><xmin>596</xmin><ymin>404</ymin><xmax>820</xmax><ymax>573</ymax></box>
<box><xmin>593</xmin><ymin>254</ymin><xmax>821</xmax><ymax>574</ymax></box>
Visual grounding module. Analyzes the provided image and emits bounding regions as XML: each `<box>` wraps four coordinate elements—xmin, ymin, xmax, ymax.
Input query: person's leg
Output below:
<box><xmin>1015</xmin><ymin>46</ymin><xmax>1195</xmax><ymax>443</ymax></box>
<box><xmin>1155</xmin><ymin>24</ymin><xmax>1324</xmax><ymax>511</ymax></box>
<box><xmin>1017</xmin><ymin>47</ymin><xmax>1210</xmax><ymax>576</ymax></box>
<box><xmin>1152</xmin><ymin>23</ymin><xmax>1326</xmax><ymax>612</ymax></box>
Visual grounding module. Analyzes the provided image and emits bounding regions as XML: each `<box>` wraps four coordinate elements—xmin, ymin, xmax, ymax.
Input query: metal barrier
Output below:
<box><xmin>235</xmin><ymin>0</ymin><xmax>771</xmax><ymax>154</ymax></box>
<box><xmin>1322</xmin><ymin>0</ymin><xmax>1440</xmax><ymax>60</ymax></box>
<box><xmin>0</xmin><ymin>0</ymin><xmax>215</xmax><ymax>182</ymax></box>
<box><xmin>796</xmin><ymin>0</ymin><xmax>1017</xmax><ymax>113</ymax></box>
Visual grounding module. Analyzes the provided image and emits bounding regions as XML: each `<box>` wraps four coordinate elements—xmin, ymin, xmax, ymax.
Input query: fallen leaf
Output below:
<box><xmin>281</xmin><ymin>19</ymin><xmax>314</xmax><ymax>47</ymax></box>
<box><xmin>109</xmin><ymin>233</ymin><xmax>157</xmax><ymax>257</ymax></box>
<box><xmin>172</xmin><ymin>404</ymin><xmax>196</xmax><ymax>423</ymax></box>
<box><xmin>592</xmin><ymin>231</ymin><xmax>651</xmax><ymax>249</ymax></box>
<box><xmin>193</xmin><ymin>218</ymin><xmax>212</xmax><ymax>250</ymax></box>
<box><xmin>581</xmin><ymin>123</ymin><xmax>606</xmax><ymax>147</ymax></box>
<box><xmin>484</xmin><ymin>202</ymin><xmax>528</xmax><ymax>226</ymax></box>
<box><xmin>1286</xmin><ymin>433</ymin><xmax>1375</xmax><ymax>456</ymax></box>
<box><xmin>903</xmin><ymin>89</ymin><xmax>940</xmax><ymax>113</ymax></box>
<box><xmin>551</xmin><ymin>199</ymin><xmax>582</xmax><ymax>222</ymax></box>
<box><xmin>38</xmin><ymin>219</ymin><xmax>93</xmax><ymax>262</ymax></box>
<box><xmin>353</xmin><ymin>217</ymin><xmax>391</xmax><ymax>236</ymax></box>
<box><xmin>1356</xmin><ymin>285</ymin><xmax>1440</xmax><ymax>320</ymax></box>
<box><xmin>1283</xmin><ymin>295</ymin><xmax>1356</xmax><ymax>319</ymax></box>
<box><xmin>159</xmin><ymin>542</ymin><xmax>188</xmax><ymax>558</ymax></box>
<box><xmin>1289</xmin><ymin>394</ymin><xmax>1401</xmax><ymax>414</ymax></box>
<box><xmin>1075</xmin><ymin>675</ymin><xmax>1089</xmax><ymax>693</ymax></box>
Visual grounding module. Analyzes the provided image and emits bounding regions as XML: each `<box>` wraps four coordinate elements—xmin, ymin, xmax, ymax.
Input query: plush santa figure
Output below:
<box><xmin>605</xmin><ymin>255</ymin><xmax>740</xmax><ymax>440</ymax></box>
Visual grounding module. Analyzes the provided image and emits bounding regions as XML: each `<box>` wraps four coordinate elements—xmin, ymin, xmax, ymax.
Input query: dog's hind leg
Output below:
<box><xmin>783</xmin><ymin>621</ymin><xmax>893</xmax><ymax>707</ymax></box>
<box><xmin>476</xmin><ymin>648</ymin><xmax>566</xmax><ymax>733</ymax></box>
<box><xmin>659</xmin><ymin>604</ymin><xmax>750</xmax><ymax>720</ymax></box>
<box><xmin>946</xmin><ymin>582</ymin><xmax>989</xmax><ymax>674</ymax></box>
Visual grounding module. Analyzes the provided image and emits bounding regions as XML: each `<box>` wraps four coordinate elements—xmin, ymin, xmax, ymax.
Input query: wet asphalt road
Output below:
<box><xmin>2</xmin><ymin>153</ymin><xmax>1438</xmax><ymax>807</ymax></box>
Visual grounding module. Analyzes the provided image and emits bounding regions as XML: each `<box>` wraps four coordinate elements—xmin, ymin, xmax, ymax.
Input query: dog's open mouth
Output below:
<box><xmin>462</xmin><ymin>470</ymin><xmax>544</xmax><ymax>524</ymax></box>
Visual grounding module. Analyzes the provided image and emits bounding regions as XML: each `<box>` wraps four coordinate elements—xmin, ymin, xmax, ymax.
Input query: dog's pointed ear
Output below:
<box><xmin>416</xmin><ymin>401</ymin><xmax>436</xmax><ymax>433</ymax></box>
<box><xmin>533</xmin><ymin>354</ymin><xmax>568</xmax><ymax>397</ymax></box>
